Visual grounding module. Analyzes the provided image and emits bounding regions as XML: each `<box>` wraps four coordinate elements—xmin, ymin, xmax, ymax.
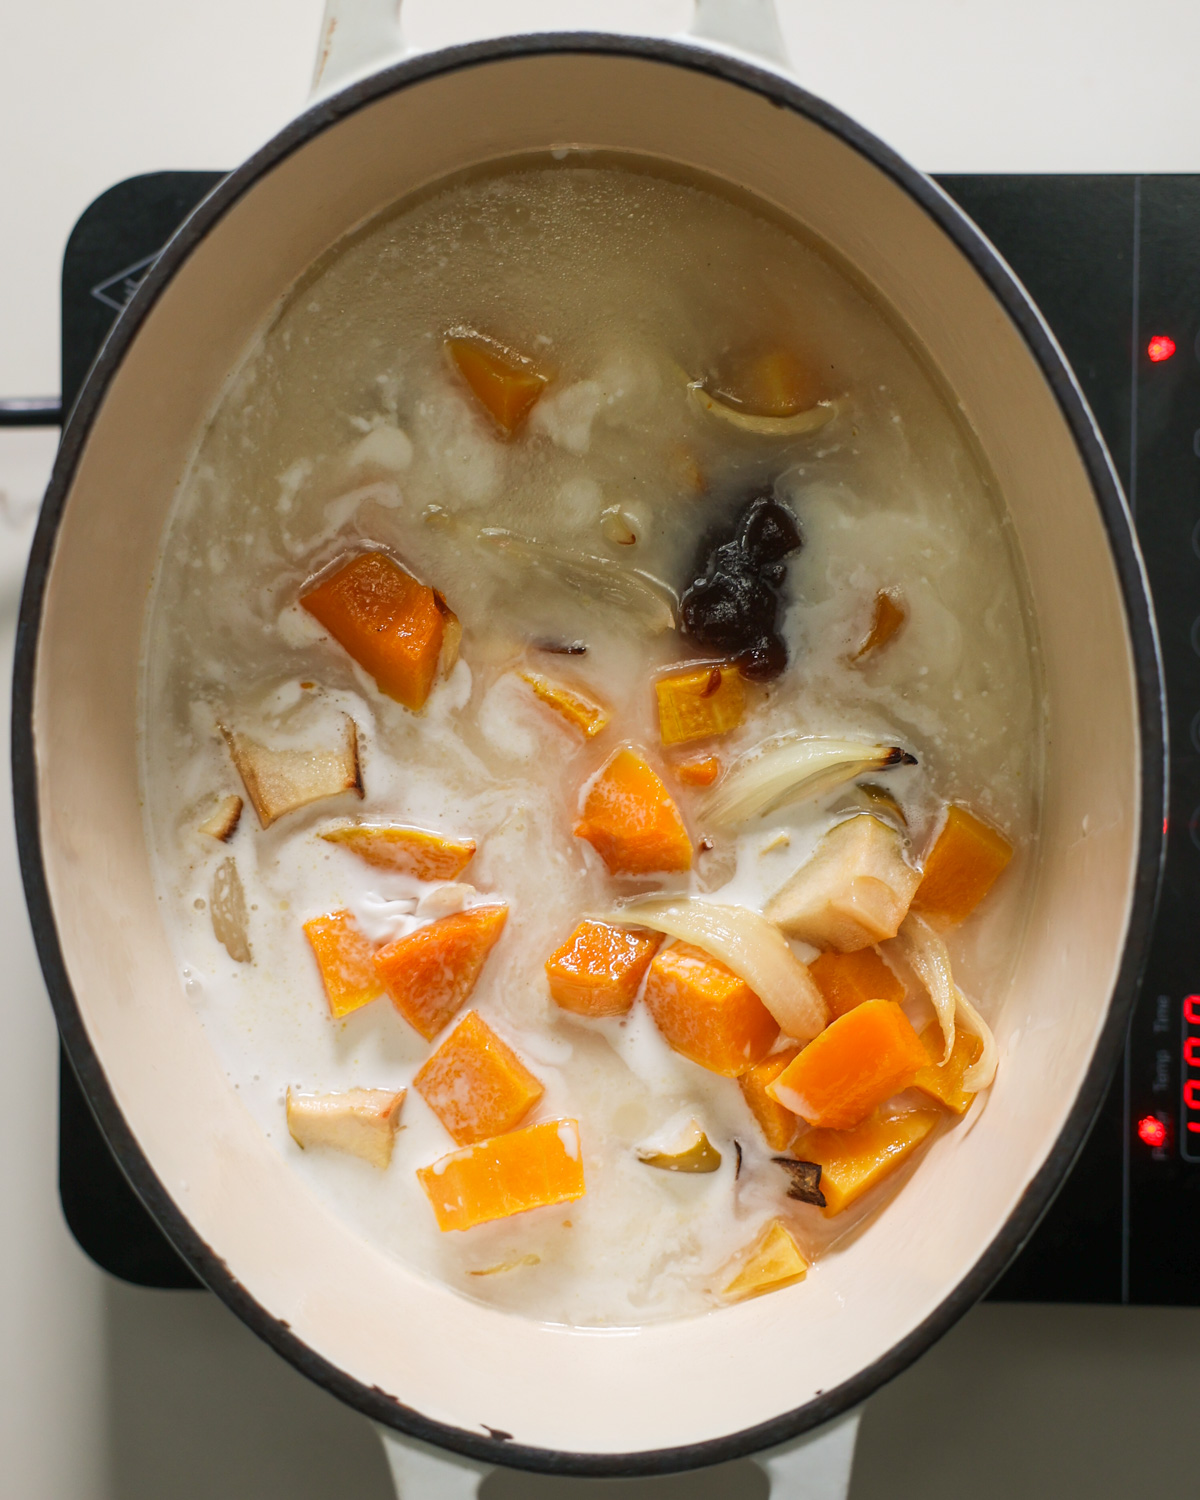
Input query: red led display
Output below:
<box><xmin>1138</xmin><ymin>1114</ymin><xmax>1167</xmax><ymax>1148</ymax></box>
<box><xmin>1184</xmin><ymin>995</ymin><xmax>1200</xmax><ymax>1161</ymax></box>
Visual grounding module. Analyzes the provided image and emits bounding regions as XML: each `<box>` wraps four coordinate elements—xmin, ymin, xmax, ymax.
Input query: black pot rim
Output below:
<box><xmin>12</xmin><ymin>30</ymin><xmax>1166</xmax><ymax>1480</ymax></box>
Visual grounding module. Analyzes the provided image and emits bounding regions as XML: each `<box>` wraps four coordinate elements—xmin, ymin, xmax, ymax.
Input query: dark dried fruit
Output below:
<box><xmin>680</xmin><ymin>492</ymin><xmax>801</xmax><ymax>679</ymax></box>
<box><xmin>772</xmin><ymin>1156</ymin><xmax>827</xmax><ymax>1208</ymax></box>
<box><xmin>736</xmin><ymin>636</ymin><xmax>789</xmax><ymax>681</ymax></box>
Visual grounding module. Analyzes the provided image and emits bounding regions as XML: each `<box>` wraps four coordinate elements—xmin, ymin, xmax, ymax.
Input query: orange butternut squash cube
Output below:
<box><xmin>544</xmin><ymin>920</ymin><xmax>662</xmax><ymax>1018</ymax></box>
<box><xmin>674</xmin><ymin>753</ymin><xmax>721</xmax><ymax>788</ymax></box>
<box><xmin>303</xmin><ymin>909</ymin><xmax>382</xmax><ymax>1018</ymax></box>
<box><xmin>655</xmin><ymin>664</ymin><xmax>746</xmax><ymax>746</ymax></box>
<box><xmin>913</xmin><ymin>1024</ymin><xmax>984</xmax><ymax>1116</ymax></box>
<box><xmin>414</xmin><ymin>1011</ymin><xmax>543</xmax><ymax>1145</ymax></box>
<box><xmin>768</xmin><ymin>999</ymin><xmax>928</xmax><ymax>1130</ymax></box>
<box><xmin>721</xmin><ymin>1219</ymin><xmax>809</xmax><ymax>1302</ymax></box>
<box><xmin>321</xmin><ymin>823</ymin><xmax>475</xmax><ymax>880</ymax></box>
<box><xmin>574</xmin><ymin>748</ymin><xmax>693</xmax><ymax>875</ymax></box>
<box><xmin>518</xmin><ymin>672</ymin><xmax>611</xmax><ymax>739</ymax></box>
<box><xmin>809</xmin><ymin>947</ymin><xmax>904</xmax><ymax>1020</ymax></box>
<box><xmin>374</xmin><ymin>905</ymin><xmax>508</xmax><ymax>1041</ymax></box>
<box><xmin>417</xmin><ymin>1118</ymin><xmax>585</xmax><ymax>1231</ymax></box>
<box><xmin>800</xmin><ymin>1110</ymin><xmax>940</xmax><ymax>1215</ymax></box>
<box><xmin>913</xmin><ymin>804</ymin><xmax>1014</xmax><ymax>924</ymax></box>
<box><xmin>643</xmin><ymin>942</ymin><xmax>779</xmax><ymax>1077</ymax></box>
<box><xmin>301</xmin><ymin>551</ymin><xmax>446</xmax><ymax>711</ymax></box>
<box><xmin>446</xmin><ymin>335</ymin><xmax>548</xmax><ymax>436</ymax></box>
<box><xmin>739</xmin><ymin>1047</ymin><xmax>802</xmax><ymax>1151</ymax></box>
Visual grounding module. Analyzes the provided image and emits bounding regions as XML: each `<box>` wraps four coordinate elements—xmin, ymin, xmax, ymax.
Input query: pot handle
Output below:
<box><xmin>374</xmin><ymin>1427</ymin><xmax>492</xmax><ymax>1498</ymax></box>
<box><xmin>312</xmin><ymin>0</ymin><xmax>789</xmax><ymax>99</ymax></box>
<box><xmin>374</xmin><ymin>1408</ymin><xmax>861</xmax><ymax>1498</ymax></box>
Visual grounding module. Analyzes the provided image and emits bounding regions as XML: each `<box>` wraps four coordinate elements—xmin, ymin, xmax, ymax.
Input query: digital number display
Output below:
<box><xmin>1183</xmin><ymin>995</ymin><xmax>1200</xmax><ymax>1162</ymax></box>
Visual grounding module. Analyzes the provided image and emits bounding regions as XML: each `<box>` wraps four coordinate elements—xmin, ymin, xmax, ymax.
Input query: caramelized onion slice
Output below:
<box><xmin>897</xmin><ymin>913</ymin><xmax>998</xmax><ymax>1092</ymax></box>
<box><xmin>688</xmin><ymin>381</ymin><xmax>839</xmax><ymax>437</ymax></box>
<box><xmin>703</xmin><ymin>735</ymin><xmax>915</xmax><ymax>828</ymax></box>
<box><xmin>478</xmin><ymin>528</ymin><xmax>676</xmax><ymax>633</ymax></box>
<box><xmin>610</xmin><ymin>897</ymin><xmax>828</xmax><ymax>1042</ymax></box>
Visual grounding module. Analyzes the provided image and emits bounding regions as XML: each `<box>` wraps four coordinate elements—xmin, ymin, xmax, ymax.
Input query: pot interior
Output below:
<box><xmin>31</xmin><ymin>47</ymin><xmax>1145</xmax><ymax>1460</ymax></box>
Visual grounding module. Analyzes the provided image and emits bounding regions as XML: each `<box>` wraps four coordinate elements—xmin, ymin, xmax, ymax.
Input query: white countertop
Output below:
<box><xmin>3</xmin><ymin>4</ymin><xmax>1200</xmax><ymax>1496</ymax></box>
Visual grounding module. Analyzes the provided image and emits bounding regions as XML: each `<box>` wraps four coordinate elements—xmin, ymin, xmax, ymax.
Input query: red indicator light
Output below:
<box><xmin>1147</xmin><ymin>334</ymin><xmax>1177</xmax><ymax>362</ymax></box>
<box><xmin>1138</xmin><ymin>1114</ymin><xmax>1168</xmax><ymax>1147</ymax></box>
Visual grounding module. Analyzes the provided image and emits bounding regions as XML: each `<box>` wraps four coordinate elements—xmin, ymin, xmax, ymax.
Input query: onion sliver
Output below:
<box><xmin>611</xmin><ymin>898</ymin><xmax>828</xmax><ymax>1043</ymax></box>
<box><xmin>703</xmin><ymin>735</ymin><xmax>915</xmax><ymax>828</ymax></box>
<box><xmin>955</xmin><ymin>989</ymin><xmax>999</xmax><ymax>1094</ymax></box>
<box><xmin>898</xmin><ymin>913</ymin><xmax>998</xmax><ymax>1092</ymax></box>
<box><xmin>478</xmin><ymin>528</ymin><xmax>676</xmax><ymax>633</ymax></box>
<box><xmin>688</xmin><ymin>382</ymin><xmax>839</xmax><ymax>438</ymax></box>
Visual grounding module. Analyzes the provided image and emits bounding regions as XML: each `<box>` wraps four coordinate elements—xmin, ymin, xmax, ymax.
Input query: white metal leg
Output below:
<box><xmin>375</xmin><ymin>1426</ymin><xmax>493</xmax><ymax>1499</ymax></box>
<box><xmin>754</xmin><ymin>1408</ymin><xmax>863</xmax><ymax>1499</ymax></box>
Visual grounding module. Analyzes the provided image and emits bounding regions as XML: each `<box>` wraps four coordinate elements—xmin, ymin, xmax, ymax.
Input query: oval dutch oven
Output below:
<box><xmin>12</xmin><ymin>2</ymin><xmax>1166</xmax><ymax>1494</ymax></box>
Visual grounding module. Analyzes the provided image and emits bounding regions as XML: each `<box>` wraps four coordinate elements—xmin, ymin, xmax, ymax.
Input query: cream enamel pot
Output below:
<box><xmin>13</xmin><ymin>4</ymin><xmax>1165</xmax><ymax>1494</ymax></box>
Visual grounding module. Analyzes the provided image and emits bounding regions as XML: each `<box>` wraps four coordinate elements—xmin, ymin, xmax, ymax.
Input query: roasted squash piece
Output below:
<box><xmin>912</xmin><ymin>804</ymin><xmax>1014</xmax><ymax>924</ymax></box>
<box><xmin>800</xmin><ymin>1110</ymin><xmax>939</xmax><ymax>1215</ymax></box>
<box><xmin>303</xmin><ymin>908</ymin><xmax>383</xmax><ymax>1018</ymax></box>
<box><xmin>913</xmin><ymin>1023</ymin><xmax>984</xmax><ymax>1115</ymax></box>
<box><xmin>809</xmin><ymin>946</ymin><xmax>904</xmax><ymax>1020</ymax></box>
<box><xmin>643</xmin><ymin>942</ymin><xmax>779</xmax><ymax>1077</ymax></box>
<box><xmin>414</xmin><ymin>1011</ymin><xmax>544</xmax><ymax>1145</ymax></box>
<box><xmin>446</xmin><ymin>334</ymin><xmax>548</xmax><ymax>436</ymax></box>
<box><xmin>574</xmin><ymin>747</ymin><xmax>693</xmax><ymax>875</ymax></box>
<box><xmin>655</xmin><ymin>664</ymin><xmax>745</xmax><ymax>747</ymax></box>
<box><xmin>544</xmin><ymin>919</ymin><xmax>662</xmax><ymax>1018</ymax></box>
<box><xmin>768</xmin><ymin>999</ymin><xmax>928</xmax><ymax>1130</ymax></box>
<box><xmin>518</xmin><ymin>671</ymin><xmax>611</xmax><ymax>739</ymax></box>
<box><xmin>417</xmin><ymin>1118</ymin><xmax>585</xmax><ymax>1231</ymax></box>
<box><xmin>739</xmin><ymin>1047</ymin><xmax>802</xmax><ymax>1151</ymax></box>
<box><xmin>721</xmin><ymin>1218</ymin><xmax>809</xmax><ymax>1302</ymax></box>
<box><xmin>674</xmin><ymin>753</ymin><xmax>721</xmax><ymax>788</ymax></box>
<box><xmin>286</xmin><ymin>1087</ymin><xmax>405</xmax><ymax>1168</ymax></box>
<box><xmin>301</xmin><ymin>551</ymin><xmax>446</xmax><ymax>710</ymax></box>
<box><xmin>374</xmin><ymin>905</ymin><xmax>508</xmax><ymax>1041</ymax></box>
<box><xmin>765</xmin><ymin>815</ymin><xmax>920</xmax><ymax>952</ymax></box>
<box><xmin>321</xmin><ymin>823</ymin><xmax>475</xmax><ymax>880</ymax></box>
<box><xmin>852</xmin><ymin>590</ymin><xmax>907</xmax><ymax>662</ymax></box>
<box><xmin>222</xmin><ymin>717</ymin><xmax>362</xmax><ymax>828</ymax></box>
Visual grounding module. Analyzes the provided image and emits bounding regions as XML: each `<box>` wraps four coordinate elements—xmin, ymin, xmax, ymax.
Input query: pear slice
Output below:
<box><xmin>197</xmin><ymin>793</ymin><xmax>243</xmax><ymax>842</ymax></box>
<box><xmin>636</xmin><ymin>1117</ymin><xmax>722</xmax><ymax>1174</ymax></box>
<box><xmin>221</xmin><ymin>714</ymin><xmax>362</xmax><ymax>828</ymax></box>
<box><xmin>765</xmin><ymin>814</ymin><xmax>920</xmax><ymax>952</ymax></box>
<box><xmin>721</xmin><ymin>1219</ymin><xmax>809</xmax><ymax>1302</ymax></box>
<box><xmin>286</xmin><ymin>1087</ymin><xmax>406</xmax><ymax>1169</ymax></box>
<box><xmin>210</xmin><ymin>857</ymin><xmax>250</xmax><ymax>963</ymax></box>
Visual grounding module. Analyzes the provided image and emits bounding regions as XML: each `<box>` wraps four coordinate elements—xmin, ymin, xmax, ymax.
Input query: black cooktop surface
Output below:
<box><xmin>55</xmin><ymin>170</ymin><xmax>1200</xmax><ymax>1303</ymax></box>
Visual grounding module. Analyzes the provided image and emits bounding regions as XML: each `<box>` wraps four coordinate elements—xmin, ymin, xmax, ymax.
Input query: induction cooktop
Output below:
<box><xmin>43</xmin><ymin>170</ymin><xmax>1200</xmax><ymax>1303</ymax></box>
